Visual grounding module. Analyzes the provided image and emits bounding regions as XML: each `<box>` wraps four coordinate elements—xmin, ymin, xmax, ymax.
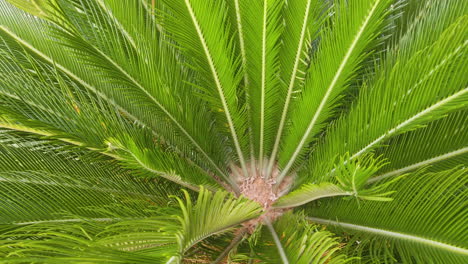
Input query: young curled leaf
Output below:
<box><xmin>334</xmin><ymin>153</ymin><xmax>398</xmax><ymax>202</ymax></box>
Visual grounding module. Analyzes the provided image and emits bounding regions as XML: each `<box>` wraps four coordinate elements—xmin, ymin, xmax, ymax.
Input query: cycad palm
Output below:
<box><xmin>0</xmin><ymin>0</ymin><xmax>466</xmax><ymax>263</ymax></box>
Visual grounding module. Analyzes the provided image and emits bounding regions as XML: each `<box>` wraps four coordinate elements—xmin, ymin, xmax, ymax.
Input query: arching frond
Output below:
<box><xmin>0</xmin><ymin>226</ymin><xmax>167</xmax><ymax>263</ymax></box>
<box><xmin>159</xmin><ymin>0</ymin><xmax>249</xmax><ymax>174</ymax></box>
<box><xmin>0</xmin><ymin>132</ymin><xmax>175</xmax><ymax>226</ymax></box>
<box><xmin>274</xmin><ymin>153</ymin><xmax>395</xmax><ymax>208</ymax></box>
<box><xmin>274</xmin><ymin>182</ymin><xmax>348</xmax><ymax>209</ymax></box>
<box><xmin>0</xmin><ymin>206</ymin><xmax>181</xmax><ymax>262</ymax></box>
<box><xmin>0</xmin><ymin>45</ymin><xmax>219</xmax><ymax>189</ymax></box>
<box><xmin>395</xmin><ymin>0</ymin><xmax>467</xmax><ymax>60</ymax></box>
<box><xmin>108</xmin><ymin>136</ymin><xmax>219</xmax><ymax>191</ymax></box>
<box><xmin>370</xmin><ymin>110</ymin><xmax>468</xmax><ymax>183</ymax></box>
<box><xmin>277</xmin><ymin>0</ymin><xmax>394</xmax><ymax>182</ymax></box>
<box><xmin>173</xmin><ymin>188</ymin><xmax>262</xmax><ymax>261</ymax></box>
<box><xmin>308</xmin><ymin>168</ymin><xmax>468</xmax><ymax>263</ymax></box>
<box><xmin>265</xmin><ymin>0</ymin><xmax>326</xmax><ymax>177</ymax></box>
<box><xmin>306</xmin><ymin>12</ymin><xmax>468</xmax><ymax>184</ymax></box>
<box><xmin>251</xmin><ymin>212</ymin><xmax>350</xmax><ymax>264</ymax></box>
<box><xmin>0</xmin><ymin>0</ymin><xmax>230</xmax><ymax>183</ymax></box>
<box><xmin>226</xmin><ymin>0</ymin><xmax>256</xmax><ymax>168</ymax></box>
<box><xmin>232</xmin><ymin>0</ymin><xmax>283</xmax><ymax>165</ymax></box>
<box><xmin>0</xmin><ymin>106</ymin><xmax>216</xmax><ymax>190</ymax></box>
<box><xmin>0</xmin><ymin>187</ymin><xmax>261</xmax><ymax>263</ymax></box>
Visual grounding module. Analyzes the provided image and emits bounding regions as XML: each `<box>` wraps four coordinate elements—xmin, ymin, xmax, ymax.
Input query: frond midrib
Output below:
<box><xmin>308</xmin><ymin>217</ymin><xmax>468</xmax><ymax>256</ymax></box>
<box><xmin>368</xmin><ymin>147</ymin><xmax>468</xmax><ymax>183</ymax></box>
<box><xmin>265</xmin><ymin>219</ymin><xmax>290</xmax><ymax>264</ymax></box>
<box><xmin>350</xmin><ymin>86</ymin><xmax>468</xmax><ymax>162</ymax></box>
<box><xmin>0</xmin><ymin>173</ymin><xmax>158</xmax><ymax>199</ymax></box>
<box><xmin>258</xmin><ymin>0</ymin><xmax>268</xmax><ymax>165</ymax></box>
<box><xmin>10</xmin><ymin>217</ymin><xmax>141</xmax><ymax>226</ymax></box>
<box><xmin>233</xmin><ymin>0</ymin><xmax>256</xmax><ymax>172</ymax></box>
<box><xmin>347</xmin><ymin>39</ymin><xmax>468</xmax><ymax>163</ymax></box>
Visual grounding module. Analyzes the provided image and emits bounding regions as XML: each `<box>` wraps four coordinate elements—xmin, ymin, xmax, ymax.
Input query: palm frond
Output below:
<box><xmin>57</xmin><ymin>0</ymin><xmax>231</xmax><ymax>179</ymax></box>
<box><xmin>308</xmin><ymin>168</ymin><xmax>468</xmax><ymax>263</ymax></box>
<box><xmin>274</xmin><ymin>153</ymin><xmax>395</xmax><ymax>208</ymax></box>
<box><xmin>253</xmin><ymin>212</ymin><xmax>350</xmax><ymax>263</ymax></box>
<box><xmin>108</xmin><ymin>136</ymin><xmax>219</xmax><ymax>191</ymax></box>
<box><xmin>0</xmin><ymin>207</ymin><xmax>181</xmax><ymax>262</ymax></box>
<box><xmin>370</xmin><ymin>110</ymin><xmax>468</xmax><ymax>183</ymax></box>
<box><xmin>277</xmin><ymin>0</ymin><xmax>394</xmax><ymax>182</ymax></box>
<box><xmin>0</xmin><ymin>44</ymin><xmax>218</xmax><ymax>190</ymax></box>
<box><xmin>274</xmin><ymin>182</ymin><xmax>347</xmax><ymax>209</ymax></box>
<box><xmin>0</xmin><ymin>232</ymin><xmax>165</xmax><ymax>263</ymax></box>
<box><xmin>174</xmin><ymin>188</ymin><xmax>262</xmax><ymax>261</ymax></box>
<box><xmin>0</xmin><ymin>187</ymin><xmax>261</xmax><ymax>263</ymax></box>
<box><xmin>266</xmin><ymin>0</ymin><xmax>327</xmax><ymax>176</ymax></box>
<box><xmin>5</xmin><ymin>0</ymin><xmax>58</xmax><ymax>19</ymax></box>
<box><xmin>0</xmin><ymin>0</ymin><xmax>231</xmax><ymax>183</ymax></box>
<box><xmin>159</xmin><ymin>0</ymin><xmax>249</xmax><ymax>174</ymax></box>
<box><xmin>232</xmin><ymin>0</ymin><xmax>283</xmax><ymax>166</ymax></box>
<box><xmin>93</xmin><ymin>213</ymin><xmax>181</xmax><ymax>257</ymax></box>
<box><xmin>332</xmin><ymin>153</ymin><xmax>394</xmax><ymax>201</ymax></box>
<box><xmin>0</xmin><ymin>45</ymin><xmax>126</xmax><ymax>150</ymax></box>
<box><xmin>396</xmin><ymin>0</ymin><xmax>467</xmax><ymax>60</ymax></box>
<box><xmin>306</xmin><ymin>13</ymin><xmax>467</xmax><ymax>184</ymax></box>
<box><xmin>226</xmin><ymin>0</ymin><xmax>255</xmax><ymax>169</ymax></box>
<box><xmin>0</xmin><ymin>132</ymin><xmax>175</xmax><ymax>226</ymax></box>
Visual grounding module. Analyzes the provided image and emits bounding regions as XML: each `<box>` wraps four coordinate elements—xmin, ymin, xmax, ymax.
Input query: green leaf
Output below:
<box><xmin>275</xmin><ymin>153</ymin><xmax>393</xmax><ymax>208</ymax></box>
<box><xmin>93</xmin><ymin>216</ymin><xmax>181</xmax><ymax>257</ymax></box>
<box><xmin>5</xmin><ymin>0</ymin><xmax>58</xmax><ymax>19</ymax></box>
<box><xmin>0</xmin><ymin>132</ymin><xmax>175</xmax><ymax>225</ymax></box>
<box><xmin>0</xmin><ymin>212</ymin><xmax>180</xmax><ymax>263</ymax></box>
<box><xmin>277</xmin><ymin>0</ymin><xmax>394</xmax><ymax>181</ymax></box>
<box><xmin>308</xmin><ymin>168</ymin><xmax>468</xmax><ymax>263</ymax></box>
<box><xmin>265</xmin><ymin>0</ymin><xmax>327</xmax><ymax>177</ymax></box>
<box><xmin>333</xmin><ymin>153</ymin><xmax>395</xmax><ymax>201</ymax></box>
<box><xmin>160</xmin><ymin>0</ymin><xmax>249</xmax><ymax>173</ymax></box>
<box><xmin>307</xmin><ymin>13</ymin><xmax>468</xmax><ymax>184</ymax></box>
<box><xmin>174</xmin><ymin>188</ymin><xmax>262</xmax><ymax>259</ymax></box>
<box><xmin>0</xmin><ymin>29</ymin><xmax>223</xmax><ymax>189</ymax></box>
<box><xmin>232</xmin><ymin>0</ymin><xmax>284</xmax><ymax>165</ymax></box>
<box><xmin>370</xmin><ymin>110</ymin><xmax>468</xmax><ymax>183</ymax></box>
<box><xmin>254</xmin><ymin>212</ymin><xmax>351</xmax><ymax>264</ymax></box>
<box><xmin>107</xmin><ymin>136</ymin><xmax>220</xmax><ymax>191</ymax></box>
<box><xmin>0</xmin><ymin>0</ymin><xmax>231</xmax><ymax>184</ymax></box>
<box><xmin>274</xmin><ymin>182</ymin><xmax>348</xmax><ymax>209</ymax></box>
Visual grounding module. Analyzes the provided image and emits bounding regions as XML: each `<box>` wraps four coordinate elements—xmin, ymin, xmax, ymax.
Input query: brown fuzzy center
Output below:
<box><xmin>230</xmin><ymin>161</ymin><xmax>292</xmax><ymax>232</ymax></box>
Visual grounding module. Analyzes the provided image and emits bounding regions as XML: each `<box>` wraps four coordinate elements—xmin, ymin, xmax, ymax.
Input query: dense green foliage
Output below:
<box><xmin>0</xmin><ymin>0</ymin><xmax>466</xmax><ymax>263</ymax></box>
